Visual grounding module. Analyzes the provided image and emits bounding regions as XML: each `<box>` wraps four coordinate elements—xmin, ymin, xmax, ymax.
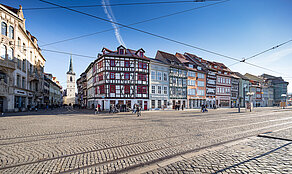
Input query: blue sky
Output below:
<box><xmin>3</xmin><ymin>0</ymin><xmax>292</xmax><ymax>92</ymax></box>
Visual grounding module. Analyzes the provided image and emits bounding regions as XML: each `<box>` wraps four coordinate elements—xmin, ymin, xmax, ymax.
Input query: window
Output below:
<box><xmin>217</xmin><ymin>87</ymin><xmax>220</xmax><ymax>93</ymax></box>
<box><xmin>95</xmin><ymin>87</ymin><xmax>98</xmax><ymax>94</ymax></box>
<box><xmin>1</xmin><ymin>22</ymin><xmax>7</xmax><ymax>36</ymax></box>
<box><xmin>178</xmin><ymin>79</ymin><xmax>182</xmax><ymax>86</ymax></box>
<box><xmin>198</xmin><ymin>73</ymin><xmax>205</xmax><ymax>79</ymax></box>
<box><xmin>151</xmin><ymin>100</ymin><xmax>155</xmax><ymax>108</ymax></box>
<box><xmin>110</xmin><ymin>85</ymin><xmax>116</xmax><ymax>93</ymax></box>
<box><xmin>197</xmin><ymin>90</ymin><xmax>205</xmax><ymax>96</ymax></box>
<box><xmin>188</xmin><ymin>80</ymin><xmax>196</xmax><ymax>86</ymax></box>
<box><xmin>158</xmin><ymin>86</ymin><xmax>162</xmax><ymax>94</ymax></box>
<box><xmin>142</xmin><ymin>63</ymin><xmax>147</xmax><ymax>69</ymax></box>
<box><xmin>110</xmin><ymin>72</ymin><xmax>115</xmax><ymax>79</ymax></box>
<box><xmin>163</xmin><ymin>72</ymin><xmax>167</xmax><ymax>81</ymax></box>
<box><xmin>157</xmin><ymin>71</ymin><xmax>162</xmax><ymax>81</ymax></box>
<box><xmin>139</xmin><ymin>52</ymin><xmax>144</xmax><ymax>57</ymax></box>
<box><xmin>138</xmin><ymin>62</ymin><xmax>143</xmax><ymax>69</ymax></box>
<box><xmin>17</xmin><ymin>58</ymin><xmax>21</xmax><ymax>69</ymax></box>
<box><xmin>99</xmin><ymin>85</ymin><xmax>104</xmax><ymax>94</ymax></box>
<box><xmin>151</xmin><ymin>71</ymin><xmax>156</xmax><ymax>80</ymax></box>
<box><xmin>142</xmin><ymin>86</ymin><xmax>147</xmax><ymax>94</ymax></box>
<box><xmin>198</xmin><ymin>81</ymin><xmax>205</xmax><ymax>87</ymax></box>
<box><xmin>152</xmin><ymin>85</ymin><xmax>156</xmax><ymax>94</ymax></box>
<box><xmin>197</xmin><ymin>66</ymin><xmax>202</xmax><ymax>70</ymax></box>
<box><xmin>137</xmin><ymin>86</ymin><xmax>142</xmax><ymax>94</ymax></box>
<box><xmin>22</xmin><ymin>59</ymin><xmax>26</xmax><ymax>71</ymax></box>
<box><xmin>0</xmin><ymin>44</ymin><xmax>6</xmax><ymax>58</ymax></box>
<box><xmin>119</xmin><ymin>49</ymin><xmax>124</xmax><ymax>55</ymax></box>
<box><xmin>124</xmin><ymin>60</ymin><xmax>130</xmax><ymax>67</ymax></box>
<box><xmin>17</xmin><ymin>75</ymin><xmax>20</xmax><ymax>87</ymax></box>
<box><xmin>110</xmin><ymin>60</ymin><xmax>115</xmax><ymax>67</ymax></box>
<box><xmin>22</xmin><ymin>77</ymin><xmax>26</xmax><ymax>89</ymax></box>
<box><xmin>124</xmin><ymin>72</ymin><xmax>130</xmax><ymax>80</ymax></box>
<box><xmin>158</xmin><ymin>100</ymin><xmax>162</xmax><ymax>108</ymax></box>
<box><xmin>99</xmin><ymin>73</ymin><xmax>103</xmax><ymax>81</ymax></box>
<box><xmin>163</xmin><ymin>86</ymin><xmax>168</xmax><ymax>94</ymax></box>
<box><xmin>9</xmin><ymin>26</ymin><xmax>14</xmax><ymax>39</ymax></box>
<box><xmin>124</xmin><ymin>85</ymin><xmax>130</xmax><ymax>94</ymax></box>
<box><xmin>70</xmin><ymin>76</ymin><xmax>73</xmax><ymax>82</ymax></box>
<box><xmin>116</xmin><ymin>73</ymin><xmax>120</xmax><ymax>80</ymax></box>
<box><xmin>189</xmin><ymin>64</ymin><xmax>193</xmax><ymax>68</ymax></box>
<box><xmin>23</xmin><ymin>43</ymin><xmax>26</xmax><ymax>54</ymax></box>
<box><xmin>164</xmin><ymin>100</ymin><xmax>167</xmax><ymax>106</ymax></box>
<box><xmin>7</xmin><ymin>47</ymin><xmax>13</xmax><ymax>60</ymax></box>
<box><xmin>18</xmin><ymin>38</ymin><xmax>21</xmax><ymax>48</ymax></box>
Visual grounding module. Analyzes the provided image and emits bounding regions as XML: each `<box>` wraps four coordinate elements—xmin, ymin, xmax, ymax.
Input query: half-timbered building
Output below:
<box><xmin>92</xmin><ymin>45</ymin><xmax>150</xmax><ymax>111</ymax></box>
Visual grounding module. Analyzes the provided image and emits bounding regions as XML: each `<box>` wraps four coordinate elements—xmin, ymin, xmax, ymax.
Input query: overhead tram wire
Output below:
<box><xmin>228</xmin><ymin>39</ymin><xmax>292</xmax><ymax>68</ymax></box>
<box><xmin>14</xmin><ymin>44</ymin><xmax>96</xmax><ymax>59</ymax></box>
<box><xmin>23</xmin><ymin>0</ymin><xmax>220</xmax><ymax>10</ymax></box>
<box><xmin>40</xmin><ymin>0</ymin><xmax>230</xmax><ymax>47</ymax></box>
<box><xmin>39</xmin><ymin>0</ymin><xmax>240</xmax><ymax>63</ymax></box>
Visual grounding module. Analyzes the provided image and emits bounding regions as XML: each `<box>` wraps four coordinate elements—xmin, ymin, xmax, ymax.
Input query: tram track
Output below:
<box><xmin>1</xmin><ymin>116</ymin><xmax>292</xmax><ymax>172</ymax></box>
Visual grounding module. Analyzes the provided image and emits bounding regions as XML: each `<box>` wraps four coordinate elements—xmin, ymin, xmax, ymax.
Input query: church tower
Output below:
<box><xmin>65</xmin><ymin>56</ymin><xmax>76</xmax><ymax>105</ymax></box>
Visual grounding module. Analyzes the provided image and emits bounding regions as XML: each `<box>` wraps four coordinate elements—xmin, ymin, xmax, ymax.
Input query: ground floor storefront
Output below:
<box><xmin>188</xmin><ymin>98</ymin><xmax>206</xmax><ymax>109</ymax></box>
<box><xmin>216</xmin><ymin>96</ymin><xmax>231</xmax><ymax>108</ymax></box>
<box><xmin>170</xmin><ymin>99</ymin><xmax>187</xmax><ymax>110</ymax></box>
<box><xmin>88</xmin><ymin>99</ymin><xmax>150</xmax><ymax>111</ymax></box>
<box><xmin>206</xmin><ymin>98</ymin><xmax>216</xmax><ymax>108</ymax></box>
<box><xmin>150</xmin><ymin>98</ymin><xmax>170</xmax><ymax>110</ymax></box>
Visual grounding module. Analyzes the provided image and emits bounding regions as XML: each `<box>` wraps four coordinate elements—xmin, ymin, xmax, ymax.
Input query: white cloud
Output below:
<box><xmin>101</xmin><ymin>0</ymin><xmax>126</xmax><ymax>46</ymax></box>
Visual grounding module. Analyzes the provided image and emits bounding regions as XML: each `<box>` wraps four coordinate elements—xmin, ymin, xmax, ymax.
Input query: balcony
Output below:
<box><xmin>0</xmin><ymin>57</ymin><xmax>16</xmax><ymax>70</ymax></box>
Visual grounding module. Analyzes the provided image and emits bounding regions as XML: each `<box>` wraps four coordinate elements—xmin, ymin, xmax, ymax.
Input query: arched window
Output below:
<box><xmin>1</xmin><ymin>22</ymin><xmax>7</xmax><ymax>36</ymax></box>
<box><xmin>1</xmin><ymin>44</ymin><xmax>7</xmax><ymax>59</ymax></box>
<box><xmin>70</xmin><ymin>76</ymin><xmax>72</xmax><ymax>82</ymax></box>
<box><xmin>9</xmin><ymin>26</ymin><xmax>14</xmax><ymax>39</ymax></box>
<box><xmin>7</xmin><ymin>47</ymin><xmax>13</xmax><ymax>60</ymax></box>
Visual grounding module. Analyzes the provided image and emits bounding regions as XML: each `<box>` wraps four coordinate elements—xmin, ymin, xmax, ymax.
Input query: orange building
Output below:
<box><xmin>175</xmin><ymin>53</ymin><xmax>207</xmax><ymax>108</ymax></box>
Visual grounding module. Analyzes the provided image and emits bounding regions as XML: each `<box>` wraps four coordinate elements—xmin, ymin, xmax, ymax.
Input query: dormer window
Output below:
<box><xmin>119</xmin><ymin>48</ymin><xmax>124</xmax><ymax>55</ymax></box>
<box><xmin>139</xmin><ymin>52</ymin><xmax>144</xmax><ymax>57</ymax></box>
<box><xmin>197</xmin><ymin>66</ymin><xmax>202</xmax><ymax>70</ymax></box>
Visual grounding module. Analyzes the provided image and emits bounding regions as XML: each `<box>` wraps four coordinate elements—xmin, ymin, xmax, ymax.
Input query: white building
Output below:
<box><xmin>149</xmin><ymin>59</ymin><xmax>170</xmax><ymax>110</ymax></box>
<box><xmin>63</xmin><ymin>56</ymin><xmax>76</xmax><ymax>105</ymax></box>
<box><xmin>0</xmin><ymin>4</ymin><xmax>46</xmax><ymax>112</ymax></box>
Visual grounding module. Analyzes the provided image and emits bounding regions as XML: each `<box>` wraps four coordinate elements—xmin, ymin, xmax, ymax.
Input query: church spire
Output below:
<box><xmin>67</xmin><ymin>55</ymin><xmax>75</xmax><ymax>75</ymax></box>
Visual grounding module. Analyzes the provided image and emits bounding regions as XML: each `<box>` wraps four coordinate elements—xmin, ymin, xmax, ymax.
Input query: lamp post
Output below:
<box><xmin>246</xmin><ymin>92</ymin><xmax>254</xmax><ymax>112</ymax></box>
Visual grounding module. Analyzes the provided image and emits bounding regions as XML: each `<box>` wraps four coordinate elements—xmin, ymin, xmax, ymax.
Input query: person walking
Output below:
<box><xmin>98</xmin><ymin>104</ymin><xmax>101</xmax><ymax>113</ymax></box>
<box><xmin>94</xmin><ymin>105</ymin><xmax>99</xmax><ymax>115</ymax></box>
<box><xmin>136</xmin><ymin>105</ymin><xmax>141</xmax><ymax>117</ymax></box>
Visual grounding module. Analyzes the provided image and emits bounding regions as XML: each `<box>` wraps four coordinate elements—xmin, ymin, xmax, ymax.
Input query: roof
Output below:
<box><xmin>101</xmin><ymin>45</ymin><xmax>150</xmax><ymax>61</ymax></box>
<box><xmin>244</xmin><ymin>73</ymin><xmax>264</xmax><ymax>82</ymax></box>
<box><xmin>234</xmin><ymin>72</ymin><xmax>249</xmax><ymax>80</ymax></box>
<box><xmin>1</xmin><ymin>4</ymin><xmax>18</xmax><ymax>14</ymax></box>
<box><xmin>156</xmin><ymin>50</ymin><xmax>183</xmax><ymax>65</ymax></box>
<box><xmin>67</xmin><ymin>56</ymin><xmax>75</xmax><ymax>75</ymax></box>
<box><xmin>149</xmin><ymin>58</ymin><xmax>169</xmax><ymax>66</ymax></box>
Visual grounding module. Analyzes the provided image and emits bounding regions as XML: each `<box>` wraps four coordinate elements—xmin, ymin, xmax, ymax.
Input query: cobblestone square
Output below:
<box><xmin>0</xmin><ymin>107</ymin><xmax>292</xmax><ymax>173</ymax></box>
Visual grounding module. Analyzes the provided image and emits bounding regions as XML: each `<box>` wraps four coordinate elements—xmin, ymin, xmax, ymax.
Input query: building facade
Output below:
<box><xmin>155</xmin><ymin>51</ymin><xmax>187</xmax><ymax>109</ymax></box>
<box><xmin>244</xmin><ymin>73</ymin><xmax>263</xmax><ymax>107</ymax></box>
<box><xmin>89</xmin><ymin>45</ymin><xmax>150</xmax><ymax>111</ymax></box>
<box><xmin>149</xmin><ymin>59</ymin><xmax>170</xmax><ymax>110</ymax></box>
<box><xmin>0</xmin><ymin>4</ymin><xmax>46</xmax><ymax>112</ymax></box>
<box><xmin>260</xmin><ymin>74</ymin><xmax>289</xmax><ymax>106</ymax></box>
<box><xmin>184</xmin><ymin>53</ymin><xmax>216</xmax><ymax>108</ymax></box>
<box><xmin>76</xmin><ymin>72</ymin><xmax>87</xmax><ymax>107</ymax></box>
<box><xmin>175</xmin><ymin>53</ymin><xmax>206</xmax><ymax>109</ymax></box>
<box><xmin>214</xmin><ymin>63</ymin><xmax>232</xmax><ymax>107</ymax></box>
<box><xmin>234</xmin><ymin>72</ymin><xmax>250</xmax><ymax>107</ymax></box>
<box><xmin>230</xmin><ymin>73</ymin><xmax>239</xmax><ymax>108</ymax></box>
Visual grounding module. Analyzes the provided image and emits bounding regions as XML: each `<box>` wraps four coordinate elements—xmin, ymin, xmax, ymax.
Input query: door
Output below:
<box><xmin>102</xmin><ymin>100</ymin><xmax>104</xmax><ymax>111</ymax></box>
<box><xmin>0</xmin><ymin>97</ymin><xmax>3</xmax><ymax>112</ymax></box>
<box><xmin>144</xmin><ymin>101</ymin><xmax>148</xmax><ymax>110</ymax></box>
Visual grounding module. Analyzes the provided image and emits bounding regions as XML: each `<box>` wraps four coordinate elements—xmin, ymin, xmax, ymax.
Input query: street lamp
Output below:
<box><xmin>281</xmin><ymin>94</ymin><xmax>287</xmax><ymax>109</ymax></box>
<box><xmin>246</xmin><ymin>92</ymin><xmax>254</xmax><ymax>112</ymax></box>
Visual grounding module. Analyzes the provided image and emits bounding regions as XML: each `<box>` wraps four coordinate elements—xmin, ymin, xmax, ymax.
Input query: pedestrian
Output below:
<box><xmin>94</xmin><ymin>105</ymin><xmax>98</xmax><ymax>114</ymax></box>
<box><xmin>136</xmin><ymin>105</ymin><xmax>141</xmax><ymax>117</ymax></box>
<box><xmin>98</xmin><ymin>104</ymin><xmax>101</xmax><ymax>113</ymax></box>
<box><xmin>182</xmin><ymin>105</ymin><xmax>184</xmax><ymax>110</ymax></box>
<box><xmin>132</xmin><ymin>104</ymin><xmax>137</xmax><ymax>114</ymax></box>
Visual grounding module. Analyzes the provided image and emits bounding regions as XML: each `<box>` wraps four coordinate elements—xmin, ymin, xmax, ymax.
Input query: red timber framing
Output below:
<box><xmin>93</xmin><ymin>46</ymin><xmax>150</xmax><ymax>100</ymax></box>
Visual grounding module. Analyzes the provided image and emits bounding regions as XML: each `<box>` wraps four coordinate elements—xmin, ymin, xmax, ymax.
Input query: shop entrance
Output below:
<box><xmin>0</xmin><ymin>97</ymin><xmax>3</xmax><ymax>112</ymax></box>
